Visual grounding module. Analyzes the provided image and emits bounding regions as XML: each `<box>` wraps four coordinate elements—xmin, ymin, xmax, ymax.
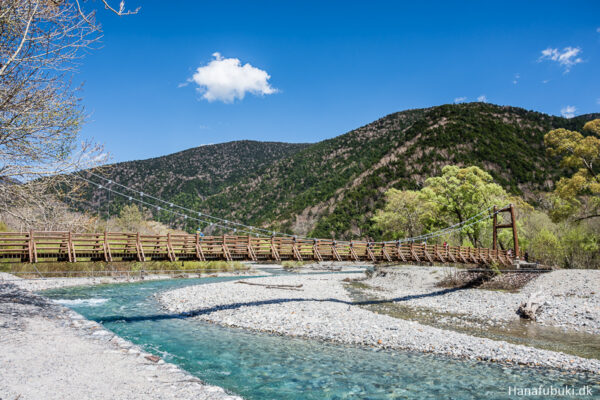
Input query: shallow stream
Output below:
<box><xmin>346</xmin><ymin>282</ymin><xmax>600</xmax><ymax>360</ymax></box>
<box><xmin>43</xmin><ymin>277</ymin><xmax>599</xmax><ymax>399</ymax></box>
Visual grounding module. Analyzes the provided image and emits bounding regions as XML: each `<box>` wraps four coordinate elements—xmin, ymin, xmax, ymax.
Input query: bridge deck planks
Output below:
<box><xmin>0</xmin><ymin>231</ymin><xmax>519</xmax><ymax>266</ymax></box>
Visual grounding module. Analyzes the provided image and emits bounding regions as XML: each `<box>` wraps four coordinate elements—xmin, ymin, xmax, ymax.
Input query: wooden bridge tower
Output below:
<box><xmin>492</xmin><ymin>204</ymin><xmax>519</xmax><ymax>258</ymax></box>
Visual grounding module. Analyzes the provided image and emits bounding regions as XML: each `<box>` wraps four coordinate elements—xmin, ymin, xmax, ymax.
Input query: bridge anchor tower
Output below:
<box><xmin>492</xmin><ymin>204</ymin><xmax>519</xmax><ymax>259</ymax></box>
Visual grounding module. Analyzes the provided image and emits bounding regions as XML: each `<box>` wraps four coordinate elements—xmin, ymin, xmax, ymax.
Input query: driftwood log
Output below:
<box><xmin>517</xmin><ymin>291</ymin><xmax>545</xmax><ymax>320</ymax></box>
<box><xmin>236</xmin><ymin>281</ymin><xmax>304</xmax><ymax>291</ymax></box>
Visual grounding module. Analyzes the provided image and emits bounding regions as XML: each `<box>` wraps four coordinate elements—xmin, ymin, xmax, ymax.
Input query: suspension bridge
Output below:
<box><xmin>0</xmin><ymin>172</ymin><xmax>524</xmax><ymax>267</ymax></box>
<box><xmin>0</xmin><ymin>229</ymin><xmax>521</xmax><ymax>265</ymax></box>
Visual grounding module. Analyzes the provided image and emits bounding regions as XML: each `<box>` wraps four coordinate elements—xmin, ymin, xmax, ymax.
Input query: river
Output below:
<box><xmin>42</xmin><ymin>276</ymin><xmax>599</xmax><ymax>399</ymax></box>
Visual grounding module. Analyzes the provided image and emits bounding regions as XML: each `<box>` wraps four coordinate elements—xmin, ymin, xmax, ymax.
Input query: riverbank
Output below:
<box><xmin>0</xmin><ymin>269</ymin><xmax>259</xmax><ymax>291</ymax></box>
<box><xmin>159</xmin><ymin>272</ymin><xmax>600</xmax><ymax>373</ymax></box>
<box><xmin>0</xmin><ymin>278</ymin><xmax>243</xmax><ymax>400</ymax></box>
<box><xmin>362</xmin><ymin>266</ymin><xmax>600</xmax><ymax>335</ymax></box>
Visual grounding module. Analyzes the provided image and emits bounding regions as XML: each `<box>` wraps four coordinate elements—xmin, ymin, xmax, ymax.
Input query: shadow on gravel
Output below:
<box><xmin>0</xmin><ymin>282</ymin><xmax>55</xmax><ymax>319</ymax></box>
<box><xmin>95</xmin><ymin>286</ymin><xmax>466</xmax><ymax>324</ymax></box>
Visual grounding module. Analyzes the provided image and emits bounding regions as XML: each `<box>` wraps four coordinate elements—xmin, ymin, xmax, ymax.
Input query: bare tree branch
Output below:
<box><xmin>0</xmin><ymin>0</ymin><xmax>113</xmax><ymax>229</ymax></box>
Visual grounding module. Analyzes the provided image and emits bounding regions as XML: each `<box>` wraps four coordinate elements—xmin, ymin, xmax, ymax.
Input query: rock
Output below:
<box><xmin>145</xmin><ymin>355</ymin><xmax>161</xmax><ymax>363</ymax></box>
<box><xmin>517</xmin><ymin>291</ymin><xmax>545</xmax><ymax>321</ymax></box>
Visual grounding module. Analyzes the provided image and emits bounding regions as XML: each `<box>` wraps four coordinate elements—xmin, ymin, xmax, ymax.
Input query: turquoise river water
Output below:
<box><xmin>42</xmin><ymin>276</ymin><xmax>599</xmax><ymax>399</ymax></box>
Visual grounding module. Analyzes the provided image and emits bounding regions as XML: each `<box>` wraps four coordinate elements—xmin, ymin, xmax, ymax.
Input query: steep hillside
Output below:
<box><xmin>81</xmin><ymin>140</ymin><xmax>309</xmax><ymax>209</ymax></box>
<box><xmin>81</xmin><ymin>103</ymin><xmax>599</xmax><ymax>239</ymax></box>
<box><xmin>193</xmin><ymin>103</ymin><xmax>596</xmax><ymax>238</ymax></box>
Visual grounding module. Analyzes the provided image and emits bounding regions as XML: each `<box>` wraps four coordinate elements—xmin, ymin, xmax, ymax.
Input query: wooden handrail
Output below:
<box><xmin>0</xmin><ymin>231</ymin><xmax>520</xmax><ymax>266</ymax></box>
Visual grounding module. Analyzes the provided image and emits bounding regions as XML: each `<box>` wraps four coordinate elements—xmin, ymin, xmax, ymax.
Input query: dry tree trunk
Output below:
<box><xmin>517</xmin><ymin>291</ymin><xmax>545</xmax><ymax>320</ymax></box>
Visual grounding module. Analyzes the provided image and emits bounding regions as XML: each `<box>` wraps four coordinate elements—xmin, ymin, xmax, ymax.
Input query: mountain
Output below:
<box><xmin>80</xmin><ymin>103</ymin><xmax>599</xmax><ymax>239</ymax></box>
<box><xmin>84</xmin><ymin>140</ymin><xmax>308</xmax><ymax>198</ymax></box>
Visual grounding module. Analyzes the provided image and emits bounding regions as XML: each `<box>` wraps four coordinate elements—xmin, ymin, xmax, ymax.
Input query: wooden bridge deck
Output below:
<box><xmin>0</xmin><ymin>231</ymin><xmax>519</xmax><ymax>266</ymax></box>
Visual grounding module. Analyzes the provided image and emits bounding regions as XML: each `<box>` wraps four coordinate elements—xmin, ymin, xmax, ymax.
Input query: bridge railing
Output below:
<box><xmin>0</xmin><ymin>231</ymin><xmax>519</xmax><ymax>266</ymax></box>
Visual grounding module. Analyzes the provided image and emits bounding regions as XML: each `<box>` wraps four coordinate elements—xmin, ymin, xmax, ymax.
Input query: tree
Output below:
<box><xmin>112</xmin><ymin>204</ymin><xmax>145</xmax><ymax>232</ymax></box>
<box><xmin>0</xmin><ymin>195</ymin><xmax>95</xmax><ymax>231</ymax></box>
<box><xmin>0</xmin><ymin>0</ymin><xmax>104</xmax><ymax>181</ymax></box>
<box><xmin>373</xmin><ymin>165</ymin><xmax>509</xmax><ymax>246</ymax></box>
<box><xmin>372</xmin><ymin>190</ymin><xmax>423</xmax><ymax>240</ymax></box>
<box><xmin>419</xmin><ymin>165</ymin><xmax>508</xmax><ymax>246</ymax></box>
<box><xmin>0</xmin><ymin>0</ymin><xmax>138</xmax><ymax>228</ymax></box>
<box><xmin>544</xmin><ymin>119</ymin><xmax>600</xmax><ymax>221</ymax></box>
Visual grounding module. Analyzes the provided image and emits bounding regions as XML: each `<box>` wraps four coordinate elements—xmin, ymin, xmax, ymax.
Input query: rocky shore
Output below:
<box><xmin>159</xmin><ymin>274</ymin><xmax>600</xmax><ymax>373</ymax></box>
<box><xmin>158</xmin><ymin>272</ymin><xmax>600</xmax><ymax>374</ymax></box>
<box><xmin>2</xmin><ymin>265</ymin><xmax>599</xmax><ymax>398</ymax></box>
<box><xmin>0</xmin><ymin>277</ymin><xmax>242</xmax><ymax>400</ymax></box>
<box><xmin>362</xmin><ymin>267</ymin><xmax>600</xmax><ymax>335</ymax></box>
<box><xmin>0</xmin><ymin>270</ymin><xmax>257</xmax><ymax>292</ymax></box>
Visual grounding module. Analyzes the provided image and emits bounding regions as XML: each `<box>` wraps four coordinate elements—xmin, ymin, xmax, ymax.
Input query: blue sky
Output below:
<box><xmin>78</xmin><ymin>0</ymin><xmax>600</xmax><ymax>163</ymax></box>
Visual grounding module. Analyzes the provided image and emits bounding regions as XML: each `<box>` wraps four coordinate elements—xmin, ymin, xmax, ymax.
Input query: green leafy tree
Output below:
<box><xmin>112</xmin><ymin>204</ymin><xmax>146</xmax><ymax>232</ymax></box>
<box><xmin>544</xmin><ymin>119</ymin><xmax>600</xmax><ymax>221</ymax></box>
<box><xmin>372</xmin><ymin>190</ymin><xmax>423</xmax><ymax>240</ymax></box>
<box><xmin>373</xmin><ymin>165</ymin><xmax>509</xmax><ymax>246</ymax></box>
<box><xmin>419</xmin><ymin>165</ymin><xmax>508</xmax><ymax>246</ymax></box>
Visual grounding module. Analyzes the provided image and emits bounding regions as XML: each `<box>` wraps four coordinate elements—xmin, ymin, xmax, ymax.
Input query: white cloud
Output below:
<box><xmin>190</xmin><ymin>52</ymin><xmax>277</xmax><ymax>103</ymax></box>
<box><xmin>597</xmin><ymin>27</ymin><xmax>600</xmax><ymax>33</ymax></box>
<box><xmin>539</xmin><ymin>47</ymin><xmax>583</xmax><ymax>72</ymax></box>
<box><xmin>454</xmin><ymin>97</ymin><xmax>467</xmax><ymax>103</ymax></box>
<box><xmin>477</xmin><ymin>95</ymin><xmax>487</xmax><ymax>102</ymax></box>
<box><xmin>561</xmin><ymin>105</ymin><xmax>576</xmax><ymax>119</ymax></box>
<box><xmin>513</xmin><ymin>73</ymin><xmax>520</xmax><ymax>84</ymax></box>
<box><xmin>542</xmin><ymin>79</ymin><xmax>550</xmax><ymax>84</ymax></box>
<box><xmin>596</xmin><ymin>98</ymin><xmax>600</xmax><ymax>105</ymax></box>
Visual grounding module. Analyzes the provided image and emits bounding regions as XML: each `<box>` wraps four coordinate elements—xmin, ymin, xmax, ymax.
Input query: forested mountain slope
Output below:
<box><xmin>81</xmin><ymin>103</ymin><xmax>599</xmax><ymax>239</ymax></box>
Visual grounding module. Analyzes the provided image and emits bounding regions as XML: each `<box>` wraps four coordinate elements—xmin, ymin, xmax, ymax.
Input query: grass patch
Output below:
<box><xmin>0</xmin><ymin>260</ymin><xmax>248</xmax><ymax>278</ymax></box>
<box><xmin>281</xmin><ymin>261</ymin><xmax>312</xmax><ymax>270</ymax></box>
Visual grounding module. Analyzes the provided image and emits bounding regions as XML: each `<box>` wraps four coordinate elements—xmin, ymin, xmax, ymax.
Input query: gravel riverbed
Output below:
<box><xmin>362</xmin><ymin>267</ymin><xmax>600</xmax><ymax>335</ymax></box>
<box><xmin>0</xmin><ymin>270</ymin><xmax>256</xmax><ymax>292</ymax></box>
<box><xmin>158</xmin><ymin>272</ymin><xmax>600</xmax><ymax>373</ymax></box>
<box><xmin>0</xmin><ymin>274</ymin><xmax>243</xmax><ymax>400</ymax></box>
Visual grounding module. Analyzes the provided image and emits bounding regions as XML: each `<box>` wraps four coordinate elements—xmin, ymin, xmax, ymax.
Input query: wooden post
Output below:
<box><xmin>247</xmin><ymin>235</ymin><xmax>257</xmax><ymax>261</ymax></box>
<box><xmin>349</xmin><ymin>241</ymin><xmax>358</xmax><ymax>261</ymax></box>
<box><xmin>195</xmin><ymin>232</ymin><xmax>205</xmax><ymax>261</ymax></box>
<box><xmin>313</xmin><ymin>239</ymin><xmax>322</xmax><ymax>262</ymax></box>
<box><xmin>222</xmin><ymin>234</ymin><xmax>232</xmax><ymax>262</ymax></box>
<box><xmin>422</xmin><ymin>244</ymin><xmax>433</xmax><ymax>263</ymax></box>
<box><xmin>492</xmin><ymin>205</ymin><xmax>498</xmax><ymax>251</ymax></box>
<box><xmin>447</xmin><ymin>246</ymin><xmax>456</xmax><ymax>263</ymax></box>
<box><xmin>366</xmin><ymin>241</ymin><xmax>376</xmax><ymax>262</ymax></box>
<box><xmin>27</xmin><ymin>230</ymin><xmax>34</xmax><ymax>263</ymax></box>
<box><xmin>381</xmin><ymin>244</ymin><xmax>392</xmax><ymax>262</ymax></box>
<box><xmin>510</xmin><ymin>203</ymin><xmax>519</xmax><ymax>259</ymax></box>
<box><xmin>396</xmin><ymin>241</ymin><xmax>407</xmax><ymax>263</ymax></box>
<box><xmin>67</xmin><ymin>231</ymin><xmax>74</xmax><ymax>262</ymax></box>
<box><xmin>103</xmin><ymin>231</ymin><xmax>112</xmax><ymax>262</ymax></box>
<box><xmin>136</xmin><ymin>232</ymin><xmax>145</xmax><ymax>262</ymax></box>
<box><xmin>167</xmin><ymin>232</ymin><xmax>175</xmax><ymax>262</ymax></box>
<box><xmin>292</xmin><ymin>236</ymin><xmax>302</xmax><ymax>261</ymax></box>
<box><xmin>331</xmin><ymin>240</ymin><xmax>341</xmax><ymax>261</ymax></box>
<box><xmin>269</xmin><ymin>235</ymin><xmax>280</xmax><ymax>261</ymax></box>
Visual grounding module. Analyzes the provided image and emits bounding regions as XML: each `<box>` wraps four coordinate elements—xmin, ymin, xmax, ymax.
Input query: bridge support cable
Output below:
<box><xmin>77</xmin><ymin>172</ymin><xmax>515</xmax><ymax>253</ymax></box>
<box><xmin>386</xmin><ymin>205</ymin><xmax>500</xmax><ymax>245</ymax></box>
<box><xmin>74</xmin><ymin>172</ymin><xmax>521</xmax><ymax>258</ymax></box>
<box><xmin>78</xmin><ymin>171</ymin><xmax>296</xmax><ymax>239</ymax></box>
<box><xmin>74</xmin><ymin>174</ymin><xmax>266</xmax><ymax>237</ymax></box>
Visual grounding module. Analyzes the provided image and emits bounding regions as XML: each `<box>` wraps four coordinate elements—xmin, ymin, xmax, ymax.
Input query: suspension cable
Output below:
<box><xmin>74</xmin><ymin>175</ymin><xmax>265</xmax><ymax>237</ymax></box>
<box><xmin>76</xmin><ymin>171</ymin><xmax>506</xmax><ymax>245</ymax></box>
<box><xmin>79</xmin><ymin>171</ymin><xmax>296</xmax><ymax>238</ymax></box>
